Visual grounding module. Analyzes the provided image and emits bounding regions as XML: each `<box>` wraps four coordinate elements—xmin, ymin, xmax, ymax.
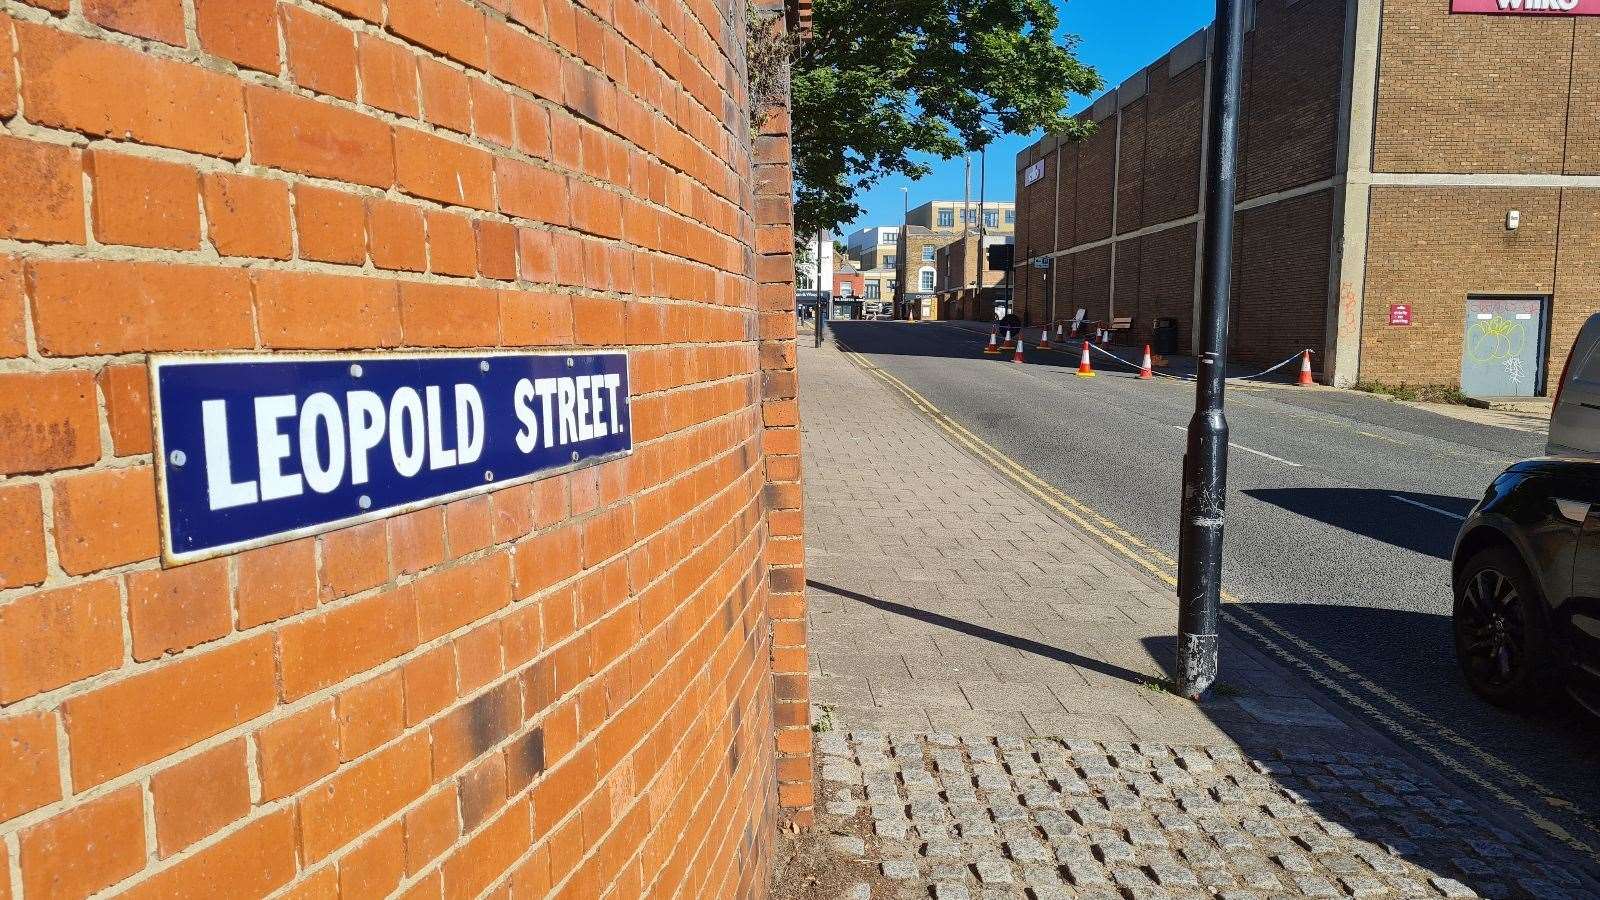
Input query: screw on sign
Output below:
<box><xmin>1389</xmin><ymin>304</ymin><xmax>1412</xmax><ymax>327</ymax></box>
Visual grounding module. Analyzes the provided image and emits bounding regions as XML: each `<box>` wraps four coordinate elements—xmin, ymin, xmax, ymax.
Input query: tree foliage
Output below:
<box><xmin>788</xmin><ymin>0</ymin><xmax>1102</xmax><ymax>241</ymax></box>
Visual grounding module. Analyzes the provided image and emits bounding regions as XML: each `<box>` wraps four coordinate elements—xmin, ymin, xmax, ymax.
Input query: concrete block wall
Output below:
<box><xmin>0</xmin><ymin>0</ymin><xmax>799</xmax><ymax>896</ymax></box>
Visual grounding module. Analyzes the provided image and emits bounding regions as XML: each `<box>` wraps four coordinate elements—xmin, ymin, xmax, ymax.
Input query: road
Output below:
<box><xmin>826</xmin><ymin>319</ymin><xmax>1600</xmax><ymax>865</ymax></box>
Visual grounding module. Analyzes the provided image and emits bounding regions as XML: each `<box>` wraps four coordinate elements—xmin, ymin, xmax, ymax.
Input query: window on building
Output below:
<box><xmin>937</xmin><ymin>208</ymin><xmax>954</xmax><ymax>228</ymax></box>
<box><xmin>962</xmin><ymin>209</ymin><xmax>976</xmax><ymax>224</ymax></box>
<box><xmin>839</xmin><ymin>283</ymin><xmax>853</xmax><ymax>297</ymax></box>
<box><xmin>919</xmin><ymin>269</ymin><xmax>935</xmax><ymax>292</ymax></box>
<box><xmin>1004</xmin><ymin>209</ymin><xmax>1015</xmax><ymax>224</ymax></box>
<box><xmin>881</xmin><ymin>232</ymin><xmax>895</xmax><ymax>244</ymax></box>
<box><xmin>888</xmin><ymin>280</ymin><xmax>897</xmax><ymax>294</ymax></box>
<box><xmin>883</xmin><ymin>255</ymin><xmax>896</xmax><ymax>267</ymax></box>
<box><xmin>984</xmin><ymin>210</ymin><xmax>998</xmax><ymax>229</ymax></box>
<box><xmin>865</xmin><ymin>281</ymin><xmax>880</xmax><ymax>299</ymax></box>
<box><xmin>922</xmin><ymin>245</ymin><xmax>935</xmax><ymax>262</ymax></box>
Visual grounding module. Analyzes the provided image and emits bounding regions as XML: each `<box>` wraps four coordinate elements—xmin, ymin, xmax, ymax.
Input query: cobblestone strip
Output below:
<box><xmin>814</xmin><ymin>731</ymin><xmax>1588</xmax><ymax>900</ymax></box>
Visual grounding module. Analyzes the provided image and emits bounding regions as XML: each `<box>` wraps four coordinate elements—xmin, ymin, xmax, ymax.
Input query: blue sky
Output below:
<box><xmin>841</xmin><ymin>0</ymin><xmax>1215</xmax><ymax>238</ymax></box>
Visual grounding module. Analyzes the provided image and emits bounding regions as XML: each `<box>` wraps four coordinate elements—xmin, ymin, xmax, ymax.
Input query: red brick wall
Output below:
<box><xmin>0</xmin><ymin>0</ymin><xmax>797</xmax><ymax>896</ymax></box>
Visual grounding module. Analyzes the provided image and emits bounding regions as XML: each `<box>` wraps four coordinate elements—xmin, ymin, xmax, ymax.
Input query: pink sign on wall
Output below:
<box><xmin>1451</xmin><ymin>0</ymin><xmax>1600</xmax><ymax>15</ymax></box>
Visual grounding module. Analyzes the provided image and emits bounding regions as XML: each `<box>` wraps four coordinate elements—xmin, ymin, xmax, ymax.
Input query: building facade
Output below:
<box><xmin>1014</xmin><ymin>0</ymin><xmax>1600</xmax><ymax>396</ymax></box>
<box><xmin>905</xmin><ymin>200</ymin><xmax>1016</xmax><ymax>235</ymax></box>
<box><xmin>845</xmin><ymin>225</ymin><xmax>900</xmax><ymax>262</ymax></box>
<box><xmin>0</xmin><ymin>0</ymin><xmax>809</xmax><ymax>896</ymax></box>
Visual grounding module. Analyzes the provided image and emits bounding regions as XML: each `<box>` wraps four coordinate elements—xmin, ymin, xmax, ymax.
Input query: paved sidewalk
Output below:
<box><xmin>794</xmin><ymin>336</ymin><xmax>1594</xmax><ymax>899</ymax></box>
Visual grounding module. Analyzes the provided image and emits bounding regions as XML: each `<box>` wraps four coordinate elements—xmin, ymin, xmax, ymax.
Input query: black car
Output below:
<box><xmin>1453</xmin><ymin>458</ymin><xmax>1600</xmax><ymax>716</ymax></box>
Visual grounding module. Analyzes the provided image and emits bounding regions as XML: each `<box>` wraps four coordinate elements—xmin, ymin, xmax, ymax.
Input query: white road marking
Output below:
<box><xmin>1387</xmin><ymin>494</ymin><xmax>1466</xmax><ymax>521</ymax></box>
<box><xmin>1165</xmin><ymin>425</ymin><xmax>1303</xmax><ymax>467</ymax></box>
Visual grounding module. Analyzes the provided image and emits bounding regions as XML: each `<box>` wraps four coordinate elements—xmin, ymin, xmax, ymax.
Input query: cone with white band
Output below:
<box><xmin>1013</xmin><ymin>337</ymin><xmax>1026</xmax><ymax>364</ymax></box>
<box><xmin>1297</xmin><ymin>350</ymin><xmax>1315</xmax><ymax>386</ymax></box>
<box><xmin>983</xmin><ymin>330</ymin><xmax>1000</xmax><ymax>354</ymax></box>
<box><xmin>1076</xmin><ymin>340</ymin><xmax>1095</xmax><ymax>378</ymax></box>
<box><xmin>1038</xmin><ymin>326</ymin><xmax>1052</xmax><ymax>350</ymax></box>
<box><xmin>1139</xmin><ymin>344</ymin><xmax>1154</xmax><ymax>380</ymax></box>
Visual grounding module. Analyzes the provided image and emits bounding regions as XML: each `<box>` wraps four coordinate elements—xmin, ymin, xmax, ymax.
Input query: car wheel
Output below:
<box><xmin>1454</xmin><ymin>546</ymin><xmax>1561</xmax><ymax>710</ymax></box>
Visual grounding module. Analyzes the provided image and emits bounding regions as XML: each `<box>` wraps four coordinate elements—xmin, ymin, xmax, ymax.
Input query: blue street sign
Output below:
<box><xmin>151</xmin><ymin>351</ymin><xmax>632</xmax><ymax>564</ymax></box>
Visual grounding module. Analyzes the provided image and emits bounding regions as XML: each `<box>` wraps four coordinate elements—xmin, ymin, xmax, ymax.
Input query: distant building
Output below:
<box><xmin>795</xmin><ymin>231</ymin><xmax>834</xmax><ymax>295</ymax></box>
<box><xmin>845</xmin><ymin>226</ymin><xmax>900</xmax><ymax>259</ymax></box>
<box><xmin>905</xmin><ymin>200</ymin><xmax>1016</xmax><ymax>235</ymax></box>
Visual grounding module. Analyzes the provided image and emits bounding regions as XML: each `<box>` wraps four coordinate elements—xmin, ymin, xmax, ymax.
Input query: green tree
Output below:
<box><xmin>787</xmin><ymin>0</ymin><xmax>1101</xmax><ymax>240</ymax></box>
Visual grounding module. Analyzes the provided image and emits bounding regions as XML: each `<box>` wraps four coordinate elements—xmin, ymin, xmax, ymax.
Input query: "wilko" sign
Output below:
<box><xmin>1451</xmin><ymin>0</ymin><xmax>1600</xmax><ymax>14</ymax></box>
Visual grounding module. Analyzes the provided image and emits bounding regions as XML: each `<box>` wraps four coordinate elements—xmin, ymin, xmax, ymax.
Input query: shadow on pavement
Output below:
<box><xmin>806</xmin><ymin>578</ymin><xmax>1152</xmax><ymax>687</ymax></box>
<box><xmin>1241</xmin><ymin>488</ymin><xmax>1476</xmax><ymax>560</ymax></box>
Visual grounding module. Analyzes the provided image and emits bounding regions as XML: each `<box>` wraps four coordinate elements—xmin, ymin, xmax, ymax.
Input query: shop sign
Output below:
<box><xmin>1389</xmin><ymin>304</ymin><xmax>1413</xmax><ymax>326</ymax></box>
<box><xmin>1451</xmin><ymin>0</ymin><xmax>1600</xmax><ymax>15</ymax></box>
<box><xmin>1023</xmin><ymin>160</ymin><xmax>1046</xmax><ymax>186</ymax></box>
<box><xmin>152</xmin><ymin>351</ymin><xmax>631</xmax><ymax>563</ymax></box>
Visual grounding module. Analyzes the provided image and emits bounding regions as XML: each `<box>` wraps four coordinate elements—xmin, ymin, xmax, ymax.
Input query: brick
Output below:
<box><xmin>471</xmin><ymin>79</ymin><xmax>514</xmax><ymax>147</ymax></box>
<box><xmin>19</xmin><ymin>787</ymin><xmax>145</xmax><ymax>900</ymax></box>
<box><xmin>446</xmin><ymin>495</ymin><xmax>495</xmax><ymax>556</ymax></box>
<box><xmin>299</xmin><ymin>729</ymin><xmax>433</xmax><ymax>862</ymax></box>
<box><xmin>569</xmin><ymin>180</ymin><xmax>622</xmax><ymax>239</ymax></box>
<box><xmin>53</xmin><ymin>464</ymin><xmax>160</xmax><ymax>575</ymax></box>
<box><xmin>512</xmin><ymin>97</ymin><xmax>552</xmax><ymax>158</ymax></box>
<box><xmin>420</xmin><ymin>56</ymin><xmax>473</xmax><ymax>134</ymax></box>
<box><xmin>295</xmin><ymin>184</ymin><xmax>369</xmax><ymax>265</ymax></box>
<box><xmin>0</xmin><ymin>135</ymin><xmax>84</xmax><ymax>244</ymax></box>
<box><xmin>500</xmin><ymin>288</ymin><xmax>573</xmax><ymax>346</ymax></box>
<box><xmin>512</xmin><ymin>526</ymin><xmax>579</xmax><ymax>598</ymax></box>
<box><xmin>120</xmin><ymin>810</ymin><xmax>297</xmax><ymax>900</ymax></box>
<box><xmin>246</xmin><ymin>85</ymin><xmax>395</xmax><ymax>188</ymax></box>
<box><xmin>0</xmin><ymin>579</ymin><xmax>122</xmax><ymax>703</ymax></box>
<box><xmin>401</xmin><ymin>281</ymin><xmax>500</xmax><ymax>347</ymax></box>
<box><xmin>319</xmin><ymin>520</ymin><xmax>390</xmax><ymax>601</ymax></box>
<box><xmin>396</xmin><ymin>127</ymin><xmax>495</xmax><ymax>210</ymax></box>
<box><xmin>476</xmin><ymin>219</ymin><xmax>518</xmax><ymax>279</ymax></box>
<box><xmin>426</xmin><ymin>210</ymin><xmax>479</xmax><ymax>276</ymax></box>
<box><xmin>280</xmin><ymin>586</ymin><xmax>419</xmax><ymax>700</ymax></box>
<box><xmin>404</xmin><ymin>786</ymin><xmax>460</xmax><ymax>873</ymax></box>
<box><xmin>150</xmin><ymin>739</ymin><xmax>251</xmax><ymax>856</ymax></box>
<box><xmin>318</xmin><ymin>0</ymin><xmax>382</xmax><ymax>23</ymax></box>
<box><xmin>441</xmin><ymin>795</ymin><xmax>529</xmax><ymax>900</ymax></box>
<box><xmin>389</xmin><ymin>0</ymin><xmax>489</xmax><ymax>70</ymax></box>
<box><xmin>17</xmin><ymin>23</ymin><xmax>246</xmax><ymax>158</ymax></box>
<box><xmin>402</xmin><ymin>643</ymin><xmax>458</xmax><ymax>725</ymax></box>
<box><xmin>0</xmin><ymin>17</ymin><xmax>14</xmax><ymax>121</ymax></box>
<box><xmin>127</xmin><ymin>557</ymin><xmax>231</xmax><ymax>660</ymax></box>
<box><xmin>237</xmin><ymin>538</ymin><xmax>319</xmax><ymax>628</ymax></box>
<box><xmin>429</xmin><ymin>680</ymin><xmax>519</xmax><ymax>778</ymax></box>
<box><xmin>256</xmin><ymin>700</ymin><xmax>340</xmax><ymax>801</ymax></box>
<box><xmin>389</xmin><ymin>506</ymin><xmax>446</xmax><ymax>575</ymax></box>
<box><xmin>203</xmin><ymin>173</ymin><xmax>292</xmax><ymax>260</ymax></box>
<box><xmin>359</xmin><ymin>34</ymin><xmax>420</xmax><ymax>117</ymax></box>
<box><xmin>452</xmin><ymin>622</ymin><xmax>504</xmax><ymax>693</ymax></box>
<box><xmin>336</xmin><ymin>670</ymin><xmax>405</xmax><ymax>761</ymax></box>
<box><xmin>0</xmin><ymin>711</ymin><xmax>63</xmax><ymax>821</ymax></box>
<box><xmin>85</xmin><ymin>0</ymin><xmax>184</xmax><ymax>44</ymax></box>
<box><xmin>572</xmin><ymin>296</ymin><xmax>625</xmax><ymax>346</ymax></box>
<box><xmin>457</xmin><ymin>753</ymin><xmax>507</xmax><ymax>830</ymax></box>
<box><xmin>338</xmin><ymin>824</ymin><xmax>406</xmax><ymax>900</ymax></box>
<box><xmin>487</xmin><ymin>19</ymin><xmax>560</xmax><ymax>100</ymax></box>
<box><xmin>412</xmin><ymin>553</ymin><xmax>513</xmax><ymax>641</ymax></box>
<box><xmin>63</xmin><ymin>635</ymin><xmax>276</xmax><ymax>787</ymax></box>
<box><xmin>503</xmin><ymin>728</ymin><xmax>544</xmax><ymax>791</ymax></box>
<box><xmin>284</xmin><ymin>5</ymin><xmax>358</xmax><ymax>100</ymax></box>
<box><xmin>28</xmin><ymin>260</ymin><xmax>254</xmax><ymax>355</ymax></box>
<box><xmin>87</xmin><ymin>150</ymin><xmax>200</xmax><ymax>249</ymax></box>
<box><xmin>255</xmin><ymin>270</ymin><xmax>402</xmax><ymax>349</ymax></box>
<box><xmin>496</xmin><ymin>157</ymin><xmax>569</xmax><ymax>224</ymax></box>
<box><xmin>196</xmin><ymin>0</ymin><xmax>280</xmax><ymax>72</ymax></box>
<box><xmin>0</xmin><ymin>256</ymin><xmax>21</xmax><ymax>357</ymax></box>
<box><xmin>368</xmin><ymin>199</ymin><xmax>429</xmax><ymax>272</ymax></box>
<box><xmin>0</xmin><ymin>483</ymin><xmax>46</xmax><ymax>589</ymax></box>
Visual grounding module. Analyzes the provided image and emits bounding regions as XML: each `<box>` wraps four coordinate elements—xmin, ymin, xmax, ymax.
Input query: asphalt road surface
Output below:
<box><xmin>826</xmin><ymin>319</ymin><xmax>1600</xmax><ymax>865</ymax></box>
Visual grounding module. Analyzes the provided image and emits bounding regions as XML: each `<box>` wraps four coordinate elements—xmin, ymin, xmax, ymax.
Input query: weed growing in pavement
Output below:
<box><xmin>1355</xmin><ymin>381</ymin><xmax>1490</xmax><ymax>408</ymax></box>
<box><xmin>811</xmin><ymin>705</ymin><xmax>835</xmax><ymax>733</ymax></box>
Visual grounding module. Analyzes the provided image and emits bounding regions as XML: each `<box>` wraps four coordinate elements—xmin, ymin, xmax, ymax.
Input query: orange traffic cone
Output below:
<box><xmin>1139</xmin><ymin>345</ymin><xmax>1154</xmax><ymax>380</ymax></box>
<box><xmin>1000</xmin><ymin>329</ymin><xmax>1014</xmax><ymax>351</ymax></box>
<box><xmin>1297</xmin><ymin>350</ymin><xmax>1315</xmax><ymax>386</ymax></box>
<box><xmin>1076</xmin><ymin>340</ymin><xmax>1095</xmax><ymax>378</ymax></box>
<box><xmin>1013</xmin><ymin>338</ymin><xmax>1026</xmax><ymax>364</ymax></box>
<box><xmin>983</xmin><ymin>330</ymin><xmax>999</xmax><ymax>354</ymax></box>
<box><xmin>1038</xmin><ymin>326</ymin><xmax>1052</xmax><ymax>350</ymax></box>
<box><xmin>1055</xmin><ymin>322</ymin><xmax>1065</xmax><ymax>342</ymax></box>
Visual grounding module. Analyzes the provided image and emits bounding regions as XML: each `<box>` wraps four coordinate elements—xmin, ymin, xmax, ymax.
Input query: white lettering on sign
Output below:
<box><xmin>1023</xmin><ymin>160</ymin><xmax>1046</xmax><ymax>187</ymax></box>
<box><xmin>1451</xmin><ymin>0</ymin><xmax>1600</xmax><ymax>13</ymax></box>
<box><xmin>200</xmin><ymin>383</ymin><xmax>490</xmax><ymax>511</ymax></box>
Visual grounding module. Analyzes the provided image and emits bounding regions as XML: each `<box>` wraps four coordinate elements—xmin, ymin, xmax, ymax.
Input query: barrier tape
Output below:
<box><xmin>1081</xmin><ymin>341</ymin><xmax>1310</xmax><ymax>384</ymax></box>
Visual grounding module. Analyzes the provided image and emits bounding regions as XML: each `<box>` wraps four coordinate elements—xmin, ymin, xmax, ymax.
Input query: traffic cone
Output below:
<box><xmin>1297</xmin><ymin>350</ymin><xmax>1315</xmax><ymax>386</ymax></box>
<box><xmin>1076</xmin><ymin>340</ymin><xmax>1095</xmax><ymax>378</ymax></box>
<box><xmin>1000</xmin><ymin>329</ymin><xmax>1014</xmax><ymax>351</ymax></box>
<box><xmin>983</xmin><ymin>330</ymin><xmax>999</xmax><ymax>354</ymax></box>
<box><xmin>1139</xmin><ymin>344</ymin><xmax>1154</xmax><ymax>380</ymax></box>
<box><xmin>1055</xmin><ymin>322</ymin><xmax>1065</xmax><ymax>341</ymax></box>
<box><xmin>1013</xmin><ymin>338</ymin><xmax>1026</xmax><ymax>364</ymax></box>
<box><xmin>1038</xmin><ymin>326</ymin><xmax>1052</xmax><ymax>350</ymax></box>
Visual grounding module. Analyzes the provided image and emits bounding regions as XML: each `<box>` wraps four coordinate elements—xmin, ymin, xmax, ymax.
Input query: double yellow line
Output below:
<box><xmin>836</xmin><ymin>342</ymin><xmax>1600</xmax><ymax>861</ymax></box>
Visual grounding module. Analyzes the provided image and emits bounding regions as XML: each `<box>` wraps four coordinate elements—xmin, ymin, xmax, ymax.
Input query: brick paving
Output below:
<box><xmin>796</xmin><ymin>335</ymin><xmax>1597</xmax><ymax>898</ymax></box>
